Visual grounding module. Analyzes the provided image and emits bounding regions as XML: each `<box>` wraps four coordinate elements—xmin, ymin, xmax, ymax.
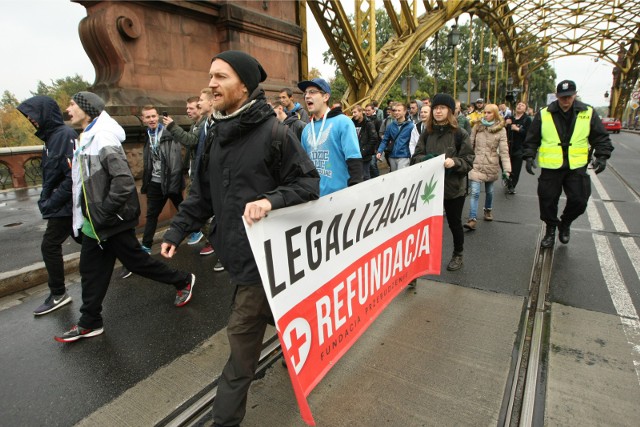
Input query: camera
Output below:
<box><xmin>162</xmin><ymin>111</ymin><xmax>168</xmax><ymax>117</ymax></box>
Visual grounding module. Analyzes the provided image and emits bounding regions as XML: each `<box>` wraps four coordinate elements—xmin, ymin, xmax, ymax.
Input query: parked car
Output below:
<box><xmin>602</xmin><ymin>117</ymin><xmax>621</xmax><ymax>133</ymax></box>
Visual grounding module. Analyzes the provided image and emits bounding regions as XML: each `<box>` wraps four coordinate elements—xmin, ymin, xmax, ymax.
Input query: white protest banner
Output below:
<box><xmin>244</xmin><ymin>155</ymin><xmax>445</xmax><ymax>425</ymax></box>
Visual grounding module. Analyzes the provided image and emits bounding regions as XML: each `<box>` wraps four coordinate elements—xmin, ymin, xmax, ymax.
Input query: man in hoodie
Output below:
<box><xmin>352</xmin><ymin>104</ymin><xmax>377</xmax><ymax>181</ymax></box>
<box><xmin>298</xmin><ymin>77</ymin><xmax>363</xmax><ymax>196</ymax></box>
<box><xmin>54</xmin><ymin>92</ymin><xmax>195</xmax><ymax>343</ymax></box>
<box><xmin>17</xmin><ymin>96</ymin><xmax>78</xmax><ymax>316</ymax></box>
<box><xmin>161</xmin><ymin>51</ymin><xmax>319</xmax><ymax>427</ymax></box>
<box><xmin>279</xmin><ymin>87</ymin><xmax>310</xmax><ymax>123</ymax></box>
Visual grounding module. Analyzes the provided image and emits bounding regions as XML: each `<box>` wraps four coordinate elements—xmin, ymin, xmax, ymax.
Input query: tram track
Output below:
<box><xmin>159</xmin><ymin>334</ymin><xmax>283</xmax><ymax>427</ymax></box>
<box><xmin>502</xmin><ymin>225</ymin><xmax>555</xmax><ymax>427</ymax></box>
<box><xmin>162</xmin><ymin>225</ymin><xmax>557</xmax><ymax>427</ymax></box>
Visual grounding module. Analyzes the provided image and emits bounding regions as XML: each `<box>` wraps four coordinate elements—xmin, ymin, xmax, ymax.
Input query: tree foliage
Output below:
<box><xmin>0</xmin><ymin>74</ymin><xmax>90</xmax><ymax>147</ymax></box>
<box><xmin>322</xmin><ymin>12</ymin><xmax>557</xmax><ymax>109</ymax></box>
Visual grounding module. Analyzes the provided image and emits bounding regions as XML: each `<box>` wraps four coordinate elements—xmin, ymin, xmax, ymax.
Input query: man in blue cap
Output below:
<box><xmin>297</xmin><ymin>77</ymin><xmax>362</xmax><ymax>196</ymax></box>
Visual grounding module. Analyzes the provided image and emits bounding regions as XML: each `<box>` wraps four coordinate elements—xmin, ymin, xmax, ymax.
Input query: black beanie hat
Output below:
<box><xmin>212</xmin><ymin>50</ymin><xmax>267</xmax><ymax>93</ymax></box>
<box><xmin>72</xmin><ymin>92</ymin><xmax>105</xmax><ymax>119</ymax></box>
<box><xmin>431</xmin><ymin>93</ymin><xmax>456</xmax><ymax>112</ymax></box>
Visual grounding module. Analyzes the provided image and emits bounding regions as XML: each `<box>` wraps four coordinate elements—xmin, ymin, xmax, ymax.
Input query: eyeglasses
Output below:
<box><xmin>304</xmin><ymin>89</ymin><xmax>325</xmax><ymax>96</ymax></box>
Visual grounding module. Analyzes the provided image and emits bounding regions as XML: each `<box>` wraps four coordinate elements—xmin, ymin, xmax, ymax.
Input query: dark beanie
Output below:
<box><xmin>72</xmin><ymin>92</ymin><xmax>105</xmax><ymax>119</ymax></box>
<box><xmin>431</xmin><ymin>93</ymin><xmax>456</xmax><ymax>112</ymax></box>
<box><xmin>212</xmin><ymin>50</ymin><xmax>267</xmax><ymax>93</ymax></box>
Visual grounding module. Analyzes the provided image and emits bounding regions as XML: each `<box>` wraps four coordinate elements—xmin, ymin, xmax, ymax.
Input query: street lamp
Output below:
<box><xmin>447</xmin><ymin>24</ymin><xmax>461</xmax><ymax>99</ymax></box>
<box><xmin>487</xmin><ymin>62</ymin><xmax>496</xmax><ymax>102</ymax></box>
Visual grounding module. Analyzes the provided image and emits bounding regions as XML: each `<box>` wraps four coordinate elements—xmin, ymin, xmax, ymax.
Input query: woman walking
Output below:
<box><xmin>411</xmin><ymin>93</ymin><xmax>474</xmax><ymax>271</ymax></box>
<box><xmin>464</xmin><ymin>104</ymin><xmax>511</xmax><ymax>230</ymax></box>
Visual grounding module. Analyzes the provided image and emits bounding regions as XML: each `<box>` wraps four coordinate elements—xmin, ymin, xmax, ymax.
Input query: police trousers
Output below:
<box><xmin>537</xmin><ymin>166</ymin><xmax>591</xmax><ymax>227</ymax></box>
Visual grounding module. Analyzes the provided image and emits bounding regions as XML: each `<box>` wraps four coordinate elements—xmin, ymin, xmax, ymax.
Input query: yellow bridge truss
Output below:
<box><xmin>304</xmin><ymin>0</ymin><xmax>640</xmax><ymax>117</ymax></box>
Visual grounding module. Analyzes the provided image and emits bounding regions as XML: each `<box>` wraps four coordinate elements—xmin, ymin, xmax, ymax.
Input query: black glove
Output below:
<box><xmin>592</xmin><ymin>157</ymin><xmax>607</xmax><ymax>174</ymax></box>
<box><xmin>525</xmin><ymin>158</ymin><xmax>536</xmax><ymax>175</ymax></box>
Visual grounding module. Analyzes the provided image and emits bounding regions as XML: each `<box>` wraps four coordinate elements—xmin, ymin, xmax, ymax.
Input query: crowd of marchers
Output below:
<box><xmin>18</xmin><ymin>48</ymin><xmax>612</xmax><ymax>427</ymax></box>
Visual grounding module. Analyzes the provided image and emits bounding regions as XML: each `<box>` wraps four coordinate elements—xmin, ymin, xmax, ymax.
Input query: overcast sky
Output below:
<box><xmin>0</xmin><ymin>0</ymin><xmax>614</xmax><ymax>107</ymax></box>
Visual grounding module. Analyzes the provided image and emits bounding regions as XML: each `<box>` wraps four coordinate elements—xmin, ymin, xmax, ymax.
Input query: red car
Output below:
<box><xmin>602</xmin><ymin>117</ymin><xmax>621</xmax><ymax>133</ymax></box>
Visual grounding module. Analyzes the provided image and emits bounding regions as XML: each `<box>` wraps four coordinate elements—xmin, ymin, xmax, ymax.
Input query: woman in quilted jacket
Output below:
<box><xmin>464</xmin><ymin>104</ymin><xmax>511</xmax><ymax>230</ymax></box>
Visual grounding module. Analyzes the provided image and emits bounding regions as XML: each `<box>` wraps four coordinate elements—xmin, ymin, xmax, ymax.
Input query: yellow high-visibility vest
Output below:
<box><xmin>538</xmin><ymin>107</ymin><xmax>592</xmax><ymax>169</ymax></box>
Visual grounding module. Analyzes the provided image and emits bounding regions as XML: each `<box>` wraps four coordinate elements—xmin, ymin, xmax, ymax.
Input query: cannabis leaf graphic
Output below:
<box><xmin>420</xmin><ymin>175</ymin><xmax>437</xmax><ymax>204</ymax></box>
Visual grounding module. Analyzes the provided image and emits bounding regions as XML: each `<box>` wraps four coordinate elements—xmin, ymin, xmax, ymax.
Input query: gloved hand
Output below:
<box><xmin>525</xmin><ymin>158</ymin><xmax>536</xmax><ymax>175</ymax></box>
<box><xmin>592</xmin><ymin>157</ymin><xmax>607</xmax><ymax>174</ymax></box>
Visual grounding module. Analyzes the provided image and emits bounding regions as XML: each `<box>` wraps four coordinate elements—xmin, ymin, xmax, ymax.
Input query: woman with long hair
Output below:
<box><xmin>411</xmin><ymin>93</ymin><xmax>474</xmax><ymax>271</ymax></box>
<box><xmin>464</xmin><ymin>103</ymin><xmax>511</xmax><ymax>230</ymax></box>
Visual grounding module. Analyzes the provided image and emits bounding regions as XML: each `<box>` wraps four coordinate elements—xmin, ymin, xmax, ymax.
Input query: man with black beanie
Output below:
<box><xmin>161</xmin><ymin>51</ymin><xmax>319</xmax><ymax>427</ymax></box>
<box><xmin>54</xmin><ymin>92</ymin><xmax>196</xmax><ymax>343</ymax></box>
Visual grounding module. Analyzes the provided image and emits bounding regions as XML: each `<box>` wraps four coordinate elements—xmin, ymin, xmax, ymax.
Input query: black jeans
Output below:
<box><xmin>78</xmin><ymin>228</ymin><xmax>190</xmax><ymax>329</ymax></box>
<box><xmin>538</xmin><ymin>167</ymin><xmax>591</xmax><ymax>227</ymax></box>
<box><xmin>213</xmin><ymin>285</ymin><xmax>272</xmax><ymax>426</ymax></box>
<box><xmin>444</xmin><ymin>195</ymin><xmax>465</xmax><ymax>254</ymax></box>
<box><xmin>509</xmin><ymin>154</ymin><xmax>523</xmax><ymax>189</ymax></box>
<box><xmin>143</xmin><ymin>181</ymin><xmax>183</xmax><ymax>248</ymax></box>
<box><xmin>41</xmin><ymin>216</ymin><xmax>75</xmax><ymax>296</ymax></box>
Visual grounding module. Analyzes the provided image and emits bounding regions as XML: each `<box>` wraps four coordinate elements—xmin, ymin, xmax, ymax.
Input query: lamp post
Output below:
<box><xmin>433</xmin><ymin>32</ymin><xmax>439</xmax><ymax>95</ymax></box>
<box><xmin>447</xmin><ymin>24</ymin><xmax>461</xmax><ymax>99</ymax></box>
<box><xmin>488</xmin><ymin>61</ymin><xmax>496</xmax><ymax>103</ymax></box>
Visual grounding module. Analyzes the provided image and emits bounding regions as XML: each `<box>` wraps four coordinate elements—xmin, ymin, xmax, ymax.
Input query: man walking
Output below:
<box><xmin>55</xmin><ymin>92</ymin><xmax>195</xmax><ymax>343</ymax></box>
<box><xmin>163</xmin><ymin>95</ymin><xmax>205</xmax><ymax>246</ymax></box>
<box><xmin>161</xmin><ymin>51</ymin><xmax>319</xmax><ymax>427</ymax></box>
<box><xmin>523</xmin><ymin>80</ymin><xmax>613</xmax><ymax>248</ymax></box>
<box><xmin>140</xmin><ymin>105</ymin><xmax>185</xmax><ymax>253</ymax></box>
<box><xmin>376</xmin><ymin>102</ymin><xmax>415</xmax><ymax>172</ymax></box>
<box><xmin>297</xmin><ymin>77</ymin><xmax>362</xmax><ymax>196</ymax></box>
<box><xmin>18</xmin><ymin>96</ymin><xmax>78</xmax><ymax>315</ymax></box>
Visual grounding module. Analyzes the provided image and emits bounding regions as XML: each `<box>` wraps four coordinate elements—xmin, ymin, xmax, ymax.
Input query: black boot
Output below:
<box><xmin>541</xmin><ymin>225</ymin><xmax>556</xmax><ymax>248</ymax></box>
<box><xmin>558</xmin><ymin>221</ymin><xmax>570</xmax><ymax>244</ymax></box>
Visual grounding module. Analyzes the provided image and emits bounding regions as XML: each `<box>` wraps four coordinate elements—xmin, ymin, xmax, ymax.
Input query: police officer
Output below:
<box><xmin>523</xmin><ymin>80</ymin><xmax>613</xmax><ymax>248</ymax></box>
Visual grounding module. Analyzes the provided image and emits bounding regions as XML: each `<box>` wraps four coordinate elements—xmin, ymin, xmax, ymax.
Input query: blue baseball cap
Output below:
<box><xmin>298</xmin><ymin>78</ymin><xmax>331</xmax><ymax>95</ymax></box>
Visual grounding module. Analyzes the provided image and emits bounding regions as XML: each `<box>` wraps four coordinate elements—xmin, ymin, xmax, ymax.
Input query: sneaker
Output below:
<box><xmin>34</xmin><ymin>292</ymin><xmax>72</xmax><ymax>316</ymax></box>
<box><xmin>484</xmin><ymin>209</ymin><xmax>493</xmax><ymax>221</ymax></box>
<box><xmin>464</xmin><ymin>218</ymin><xmax>477</xmax><ymax>230</ymax></box>
<box><xmin>175</xmin><ymin>274</ymin><xmax>196</xmax><ymax>307</ymax></box>
<box><xmin>54</xmin><ymin>325</ymin><xmax>104</xmax><ymax>343</ymax></box>
<box><xmin>213</xmin><ymin>260</ymin><xmax>225</xmax><ymax>272</ymax></box>
<box><xmin>187</xmin><ymin>231</ymin><xmax>204</xmax><ymax>245</ymax></box>
<box><xmin>446</xmin><ymin>252</ymin><xmax>463</xmax><ymax>271</ymax></box>
<box><xmin>199</xmin><ymin>243</ymin><xmax>214</xmax><ymax>256</ymax></box>
<box><xmin>141</xmin><ymin>244</ymin><xmax>151</xmax><ymax>254</ymax></box>
<box><xmin>119</xmin><ymin>267</ymin><xmax>132</xmax><ymax>279</ymax></box>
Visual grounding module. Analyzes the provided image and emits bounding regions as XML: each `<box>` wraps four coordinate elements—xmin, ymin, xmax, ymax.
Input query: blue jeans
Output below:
<box><xmin>468</xmin><ymin>180</ymin><xmax>494</xmax><ymax>219</ymax></box>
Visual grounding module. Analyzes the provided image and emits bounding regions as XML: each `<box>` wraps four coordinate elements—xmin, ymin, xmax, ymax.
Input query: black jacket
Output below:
<box><xmin>353</xmin><ymin>117</ymin><xmax>377</xmax><ymax>161</ymax></box>
<box><xmin>411</xmin><ymin>125</ymin><xmax>474</xmax><ymax>200</ymax></box>
<box><xmin>17</xmin><ymin>96</ymin><xmax>77</xmax><ymax>219</ymax></box>
<box><xmin>283</xmin><ymin>113</ymin><xmax>307</xmax><ymax>140</ymax></box>
<box><xmin>141</xmin><ymin>128</ymin><xmax>185</xmax><ymax>196</ymax></box>
<box><xmin>505</xmin><ymin>113</ymin><xmax>532</xmax><ymax>157</ymax></box>
<box><xmin>523</xmin><ymin>99</ymin><xmax>613</xmax><ymax>167</ymax></box>
<box><xmin>164</xmin><ymin>90</ymin><xmax>320</xmax><ymax>285</ymax></box>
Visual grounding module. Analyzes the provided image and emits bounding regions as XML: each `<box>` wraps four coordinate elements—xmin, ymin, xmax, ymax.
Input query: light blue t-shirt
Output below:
<box><xmin>301</xmin><ymin>113</ymin><xmax>361</xmax><ymax>196</ymax></box>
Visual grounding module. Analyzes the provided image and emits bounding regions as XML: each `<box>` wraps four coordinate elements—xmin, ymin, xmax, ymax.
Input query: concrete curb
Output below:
<box><xmin>0</xmin><ymin>227</ymin><xmax>173</xmax><ymax>299</ymax></box>
<box><xmin>0</xmin><ymin>253</ymin><xmax>80</xmax><ymax>298</ymax></box>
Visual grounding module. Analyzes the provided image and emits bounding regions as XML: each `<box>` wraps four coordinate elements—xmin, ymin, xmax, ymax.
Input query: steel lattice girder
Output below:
<box><xmin>305</xmin><ymin>0</ymin><xmax>640</xmax><ymax>117</ymax></box>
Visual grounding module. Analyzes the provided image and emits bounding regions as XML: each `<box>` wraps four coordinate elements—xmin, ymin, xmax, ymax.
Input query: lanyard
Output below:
<box><xmin>148</xmin><ymin>125</ymin><xmax>163</xmax><ymax>153</ymax></box>
<box><xmin>310</xmin><ymin>112</ymin><xmax>328</xmax><ymax>147</ymax></box>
